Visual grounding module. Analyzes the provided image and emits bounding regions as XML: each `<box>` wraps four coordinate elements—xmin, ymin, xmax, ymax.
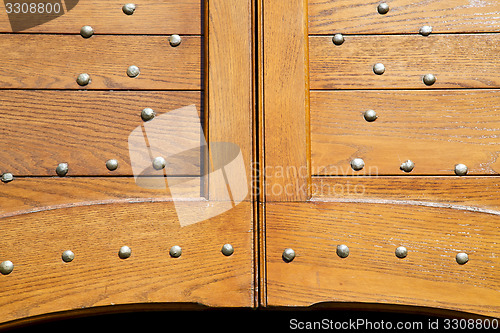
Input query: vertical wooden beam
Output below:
<box><xmin>263</xmin><ymin>0</ymin><xmax>311</xmax><ymax>202</ymax></box>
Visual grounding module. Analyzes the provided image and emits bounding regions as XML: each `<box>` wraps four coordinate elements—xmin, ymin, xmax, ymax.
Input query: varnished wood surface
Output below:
<box><xmin>0</xmin><ymin>200</ymin><xmax>253</xmax><ymax>323</ymax></box>
<box><xmin>266</xmin><ymin>200</ymin><xmax>500</xmax><ymax>316</ymax></box>
<box><xmin>263</xmin><ymin>0</ymin><xmax>310</xmax><ymax>201</ymax></box>
<box><xmin>0</xmin><ymin>0</ymin><xmax>202</xmax><ymax>34</ymax></box>
<box><xmin>309</xmin><ymin>34</ymin><xmax>500</xmax><ymax>89</ymax></box>
<box><xmin>0</xmin><ymin>35</ymin><xmax>201</xmax><ymax>89</ymax></box>
<box><xmin>0</xmin><ymin>91</ymin><xmax>202</xmax><ymax>176</ymax></box>
<box><xmin>310</xmin><ymin>90</ymin><xmax>500</xmax><ymax>175</ymax></box>
<box><xmin>309</xmin><ymin>0</ymin><xmax>500</xmax><ymax>34</ymax></box>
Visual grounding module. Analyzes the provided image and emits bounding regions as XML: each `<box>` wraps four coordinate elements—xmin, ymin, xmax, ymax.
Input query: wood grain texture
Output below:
<box><xmin>0</xmin><ymin>0</ymin><xmax>202</xmax><ymax>34</ymax></box>
<box><xmin>0</xmin><ymin>91</ymin><xmax>202</xmax><ymax>176</ymax></box>
<box><xmin>0</xmin><ymin>200</ymin><xmax>253</xmax><ymax>323</ymax></box>
<box><xmin>308</xmin><ymin>0</ymin><xmax>500</xmax><ymax>34</ymax></box>
<box><xmin>266</xmin><ymin>201</ymin><xmax>500</xmax><ymax>317</ymax></box>
<box><xmin>0</xmin><ymin>35</ymin><xmax>201</xmax><ymax>89</ymax></box>
<box><xmin>263</xmin><ymin>0</ymin><xmax>311</xmax><ymax>201</ymax></box>
<box><xmin>310</xmin><ymin>90</ymin><xmax>500</xmax><ymax>175</ymax></box>
<box><xmin>309</xmin><ymin>34</ymin><xmax>500</xmax><ymax>89</ymax></box>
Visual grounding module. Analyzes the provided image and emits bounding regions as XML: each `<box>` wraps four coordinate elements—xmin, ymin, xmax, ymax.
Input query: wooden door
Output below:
<box><xmin>261</xmin><ymin>0</ymin><xmax>500</xmax><ymax>317</ymax></box>
<box><xmin>0</xmin><ymin>0</ymin><xmax>255</xmax><ymax>324</ymax></box>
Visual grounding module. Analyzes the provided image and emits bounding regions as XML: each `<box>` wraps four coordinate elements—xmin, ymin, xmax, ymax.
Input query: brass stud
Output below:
<box><xmin>0</xmin><ymin>261</ymin><xmax>14</xmax><ymax>275</ymax></box>
<box><xmin>282</xmin><ymin>248</ymin><xmax>295</xmax><ymax>262</ymax></box>
<box><xmin>56</xmin><ymin>163</ymin><xmax>69</xmax><ymax>177</ymax></box>
<box><xmin>106</xmin><ymin>159</ymin><xmax>119</xmax><ymax>171</ymax></box>
<box><xmin>456</xmin><ymin>252</ymin><xmax>469</xmax><ymax>265</ymax></box>
<box><xmin>61</xmin><ymin>250</ymin><xmax>75</xmax><ymax>263</ymax></box>
<box><xmin>350</xmin><ymin>158</ymin><xmax>365</xmax><ymax>171</ymax></box>
<box><xmin>76</xmin><ymin>73</ymin><xmax>91</xmax><ymax>86</ymax></box>
<box><xmin>169</xmin><ymin>245</ymin><xmax>182</xmax><ymax>258</ymax></box>
<box><xmin>377</xmin><ymin>3</ymin><xmax>390</xmax><ymax>14</ymax></box>
<box><xmin>118</xmin><ymin>246</ymin><xmax>132</xmax><ymax>259</ymax></box>
<box><xmin>169</xmin><ymin>34</ymin><xmax>182</xmax><ymax>47</ymax></box>
<box><xmin>221</xmin><ymin>244</ymin><xmax>234</xmax><ymax>256</ymax></box>
<box><xmin>373</xmin><ymin>63</ymin><xmax>385</xmax><ymax>75</ymax></box>
<box><xmin>1</xmin><ymin>173</ymin><xmax>14</xmax><ymax>183</ymax></box>
<box><xmin>80</xmin><ymin>25</ymin><xmax>94</xmax><ymax>38</ymax></box>
<box><xmin>423</xmin><ymin>73</ymin><xmax>436</xmax><ymax>86</ymax></box>
<box><xmin>363</xmin><ymin>109</ymin><xmax>377</xmax><ymax>122</ymax></box>
<box><xmin>152</xmin><ymin>157</ymin><xmax>166</xmax><ymax>170</ymax></box>
<box><xmin>127</xmin><ymin>65</ymin><xmax>140</xmax><ymax>78</ymax></box>
<box><xmin>395</xmin><ymin>246</ymin><xmax>408</xmax><ymax>258</ymax></box>
<box><xmin>454</xmin><ymin>163</ymin><xmax>468</xmax><ymax>176</ymax></box>
<box><xmin>400</xmin><ymin>160</ymin><xmax>415</xmax><ymax>173</ymax></box>
<box><xmin>419</xmin><ymin>25</ymin><xmax>432</xmax><ymax>36</ymax></box>
<box><xmin>336</xmin><ymin>244</ymin><xmax>349</xmax><ymax>258</ymax></box>
<box><xmin>141</xmin><ymin>107</ymin><xmax>156</xmax><ymax>121</ymax></box>
<box><xmin>332</xmin><ymin>33</ymin><xmax>344</xmax><ymax>46</ymax></box>
<box><xmin>122</xmin><ymin>3</ymin><xmax>136</xmax><ymax>15</ymax></box>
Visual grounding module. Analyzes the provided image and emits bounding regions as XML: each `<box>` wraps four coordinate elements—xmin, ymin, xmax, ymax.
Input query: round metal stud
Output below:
<box><xmin>456</xmin><ymin>252</ymin><xmax>469</xmax><ymax>265</ymax></box>
<box><xmin>363</xmin><ymin>109</ymin><xmax>377</xmax><ymax>122</ymax></box>
<box><xmin>80</xmin><ymin>25</ymin><xmax>94</xmax><ymax>38</ymax></box>
<box><xmin>419</xmin><ymin>25</ymin><xmax>433</xmax><ymax>36</ymax></box>
<box><xmin>332</xmin><ymin>33</ymin><xmax>344</xmax><ymax>46</ymax></box>
<box><xmin>373</xmin><ymin>63</ymin><xmax>385</xmax><ymax>75</ymax></box>
<box><xmin>141</xmin><ymin>107</ymin><xmax>156</xmax><ymax>122</ymax></box>
<box><xmin>127</xmin><ymin>65</ymin><xmax>140</xmax><ymax>78</ymax></box>
<box><xmin>400</xmin><ymin>160</ymin><xmax>415</xmax><ymax>173</ymax></box>
<box><xmin>56</xmin><ymin>163</ymin><xmax>69</xmax><ymax>177</ymax></box>
<box><xmin>1</xmin><ymin>173</ymin><xmax>14</xmax><ymax>183</ymax></box>
<box><xmin>169</xmin><ymin>245</ymin><xmax>182</xmax><ymax>258</ymax></box>
<box><xmin>61</xmin><ymin>250</ymin><xmax>75</xmax><ymax>263</ymax></box>
<box><xmin>377</xmin><ymin>3</ymin><xmax>390</xmax><ymax>15</ymax></box>
<box><xmin>0</xmin><ymin>261</ymin><xmax>14</xmax><ymax>275</ymax></box>
<box><xmin>423</xmin><ymin>73</ymin><xmax>436</xmax><ymax>86</ymax></box>
<box><xmin>221</xmin><ymin>244</ymin><xmax>234</xmax><ymax>256</ymax></box>
<box><xmin>282</xmin><ymin>248</ymin><xmax>295</xmax><ymax>262</ymax></box>
<box><xmin>395</xmin><ymin>246</ymin><xmax>408</xmax><ymax>259</ymax></box>
<box><xmin>350</xmin><ymin>158</ymin><xmax>365</xmax><ymax>171</ymax></box>
<box><xmin>169</xmin><ymin>34</ymin><xmax>182</xmax><ymax>47</ymax></box>
<box><xmin>454</xmin><ymin>163</ymin><xmax>468</xmax><ymax>176</ymax></box>
<box><xmin>76</xmin><ymin>73</ymin><xmax>91</xmax><ymax>86</ymax></box>
<box><xmin>152</xmin><ymin>156</ymin><xmax>166</xmax><ymax>170</ymax></box>
<box><xmin>106</xmin><ymin>159</ymin><xmax>119</xmax><ymax>171</ymax></box>
<box><xmin>336</xmin><ymin>244</ymin><xmax>350</xmax><ymax>258</ymax></box>
<box><xmin>122</xmin><ymin>3</ymin><xmax>136</xmax><ymax>15</ymax></box>
<box><xmin>118</xmin><ymin>246</ymin><xmax>132</xmax><ymax>259</ymax></box>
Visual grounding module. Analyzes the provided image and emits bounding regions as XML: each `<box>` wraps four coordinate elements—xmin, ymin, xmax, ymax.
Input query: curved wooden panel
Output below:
<box><xmin>309</xmin><ymin>0</ymin><xmax>500</xmax><ymax>34</ymax></box>
<box><xmin>310</xmin><ymin>90</ymin><xmax>500</xmax><ymax>175</ymax></box>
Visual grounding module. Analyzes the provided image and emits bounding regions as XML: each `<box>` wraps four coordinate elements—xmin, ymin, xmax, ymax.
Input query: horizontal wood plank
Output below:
<box><xmin>0</xmin><ymin>35</ymin><xmax>201</xmax><ymax>89</ymax></box>
<box><xmin>0</xmin><ymin>200</ymin><xmax>253</xmax><ymax>323</ymax></box>
<box><xmin>309</xmin><ymin>0</ymin><xmax>500</xmax><ymax>34</ymax></box>
<box><xmin>266</xmin><ymin>201</ymin><xmax>500</xmax><ymax>316</ymax></box>
<box><xmin>0</xmin><ymin>0</ymin><xmax>202</xmax><ymax>34</ymax></box>
<box><xmin>0</xmin><ymin>91</ymin><xmax>202</xmax><ymax>176</ymax></box>
<box><xmin>309</xmin><ymin>34</ymin><xmax>500</xmax><ymax>89</ymax></box>
<box><xmin>310</xmin><ymin>90</ymin><xmax>500</xmax><ymax>175</ymax></box>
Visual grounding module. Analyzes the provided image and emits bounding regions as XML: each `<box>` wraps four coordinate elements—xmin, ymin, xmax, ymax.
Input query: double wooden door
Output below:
<box><xmin>0</xmin><ymin>0</ymin><xmax>498</xmax><ymax>324</ymax></box>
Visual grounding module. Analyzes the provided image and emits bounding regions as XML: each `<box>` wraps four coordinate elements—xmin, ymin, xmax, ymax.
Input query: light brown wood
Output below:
<box><xmin>263</xmin><ymin>0</ymin><xmax>311</xmax><ymax>201</ymax></box>
<box><xmin>309</xmin><ymin>34</ymin><xmax>500</xmax><ymax>89</ymax></box>
<box><xmin>0</xmin><ymin>35</ymin><xmax>201</xmax><ymax>89</ymax></box>
<box><xmin>0</xmin><ymin>200</ymin><xmax>253</xmax><ymax>323</ymax></box>
<box><xmin>0</xmin><ymin>0</ymin><xmax>202</xmax><ymax>34</ymax></box>
<box><xmin>0</xmin><ymin>91</ymin><xmax>202</xmax><ymax>176</ymax></box>
<box><xmin>310</xmin><ymin>90</ymin><xmax>500</xmax><ymax>175</ymax></box>
<box><xmin>266</xmin><ymin>200</ymin><xmax>500</xmax><ymax>317</ymax></box>
<box><xmin>308</xmin><ymin>0</ymin><xmax>500</xmax><ymax>34</ymax></box>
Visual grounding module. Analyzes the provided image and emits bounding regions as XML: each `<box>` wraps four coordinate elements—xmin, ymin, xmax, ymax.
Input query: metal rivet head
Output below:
<box><xmin>1</xmin><ymin>173</ymin><xmax>14</xmax><ymax>183</ymax></box>
<box><xmin>336</xmin><ymin>244</ymin><xmax>349</xmax><ymax>258</ymax></box>
<box><xmin>118</xmin><ymin>246</ymin><xmax>132</xmax><ymax>259</ymax></box>
<box><xmin>282</xmin><ymin>248</ymin><xmax>295</xmax><ymax>262</ymax></box>
<box><xmin>456</xmin><ymin>252</ymin><xmax>469</xmax><ymax>265</ymax></box>
<box><xmin>61</xmin><ymin>250</ymin><xmax>75</xmax><ymax>263</ymax></box>
<box><xmin>395</xmin><ymin>246</ymin><xmax>408</xmax><ymax>259</ymax></box>
<box><xmin>332</xmin><ymin>33</ymin><xmax>344</xmax><ymax>46</ymax></box>
<box><xmin>373</xmin><ymin>63</ymin><xmax>385</xmax><ymax>75</ymax></box>
<box><xmin>106</xmin><ymin>159</ymin><xmax>119</xmax><ymax>171</ymax></box>
<box><xmin>152</xmin><ymin>156</ymin><xmax>166</xmax><ymax>170</ymax></box>
<box><xmin>377</xmin><ymin>3</ymin><xmax>390</xmax><ymax>14</ymax></box>
<box><xmin>56</xmin><ymin>163</ymin><xmax>69</xmax><ymax>177</ymax></box>
<box><xmin>400</xmin><ymin>160</ymin><xmax>415</xmax><ymax>173</ymax></box>
<box><xmin>454</xmin><ymin>163</ymin><xmax>468</xmax><ymax>176</ymax></box>
<box><xmin>0</xmin><ymin>261</ymin><xmax>14</xmax><ymax>275</ymax></box>
<box><xmin>423</xmin><ymin>73</ymin><xmax>436</xmax><ymax>86</ymax></box>
<box><xmin>169</xmin><ymin>245</ymin><xmax>182</xmax><ymax>258</ymax></box>
<box><xmin>80</xmin><ymin>25</ymin><xmax>94</xmax><ymax>38</ymax></box>
<box><xmin>127</xmin><ymin>65</ymin><xmax>140</xmax><ymax>78</ymax></box>
<box><xmin>122</xmin><ymin>3</ymin><xmax>136</xmax><ymax>15</ymax></box>
<box><xmin>141</xmin><ymin>107</ymin><xmax>156</xmax><ymax>121</ymax></box>
<box><xmin>76</xmin><ymin>73</ymin><xmax>91</xmax><ymax>86</ymax></box>
<box><xmin>221</xmin><ymin>244</ymin><xmax>234</xmax><ymax>256</ymax></box>
<box><xmin>350</xmin><ymin>158</ymin><xmax>365</xmax><ymax>171</ymax></box>
<box><xmin>364</xmin><ymin>109</ymin><xmax>377</xmax><ymax>122</ymax></box>
<box><xmin>419</xmin><ymin>25</ymin><xmax>433</xmax><ymax>36</ymax></box>
<box><xmin>169</xmin><ymin>34</ymin><xmax>182</xmax><ymax>47</ymax></box>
